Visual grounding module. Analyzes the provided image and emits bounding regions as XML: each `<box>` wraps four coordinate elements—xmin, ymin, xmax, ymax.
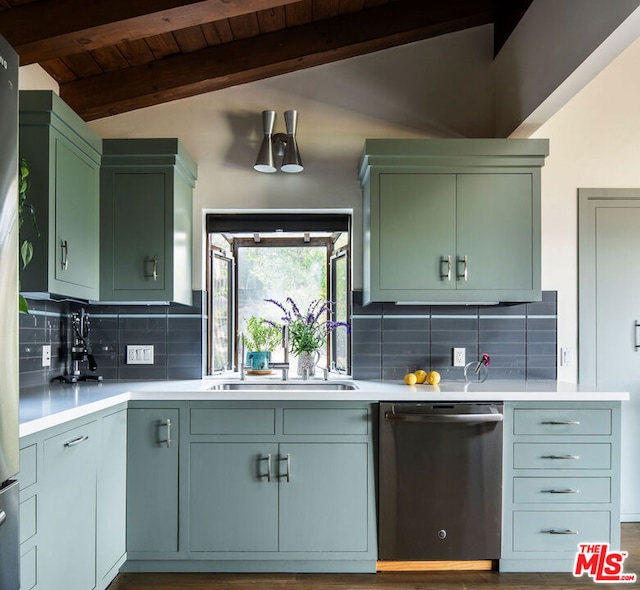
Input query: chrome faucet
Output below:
<box><xmin>268</xmin><ymin>325</ymin><xmax>290</xmax><ymax>381</ymax></box>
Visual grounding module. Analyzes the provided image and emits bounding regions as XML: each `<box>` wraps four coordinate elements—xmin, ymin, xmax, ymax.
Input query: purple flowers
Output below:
<box><xmin>266</xmin><ymin>298</ymin><xmax>350</xmax><ymax>355</ymax></box>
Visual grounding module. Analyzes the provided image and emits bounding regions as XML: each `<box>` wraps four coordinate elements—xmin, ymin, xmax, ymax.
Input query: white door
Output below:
<box><xmin>579</xmin><ymin>189</ymin><xmax>640</xmax><ymax>521</ymax></box>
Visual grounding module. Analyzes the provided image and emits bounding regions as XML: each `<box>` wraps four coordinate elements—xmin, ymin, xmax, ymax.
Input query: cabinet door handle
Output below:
<box><xmin>260</xmin><ymin>454</ymin><xmax>272</xmax><ymax>482</ymax></box>
<box><xmin>440</xmin><ymin>255</ymin><xmax>451</xmax><ymax>281</ymax></box>
<box><xmin>164</xmin><ymin>418</ymin><xmax>172</xmax><ymax>447</ymax></box>
<box><xmin>541</xmin><ymin>420</ymin><xmax>581</xmax><ymax>426</ymax></box>
<box><xmin>280</xmin><ymin>453</ymin><xmax>291</xmax><ymax>482</ymax></box>
<box><xmin>152</xmin><ymin>255</ymin><xmax>158</xmax><ymax>281</ymax></box>
<box><xmin>457</xmin><ymin>255</ymin><xmax>468</xmax><ymax>281</ymax></box>
<box><xmin>0</xmin><ymin>510</ymin><xmax>6</xmax><ymax>527</ymax></box>
<box><xmin>543</xmin><ymin>489</ymin><xmax>580</xmax><ymax>494</ymax></box>
<box><xmin>61</xmin><ymin>240</ymin><xmax>69</xmax><ymax>270</ymax></box>
<box><xmin>64</xmin><ymin>435</ymin><xmax>89</xmax><ymax>447</ymax></box>
<box><xmin>545</xmin><ymin>529</ymin><xmax>578</xmax><ymax>535</ymax></box>
<box><xmin>542</xmin><ymin>454</ymin><xmax>580</xmax><ymax>460</ymax></box>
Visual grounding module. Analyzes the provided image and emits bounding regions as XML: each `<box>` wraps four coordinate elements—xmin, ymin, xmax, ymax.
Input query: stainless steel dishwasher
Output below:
<box><xmin>378</xmin><ymin>402</ymin><xmax>503</xmax><ymax>561</ymax></box>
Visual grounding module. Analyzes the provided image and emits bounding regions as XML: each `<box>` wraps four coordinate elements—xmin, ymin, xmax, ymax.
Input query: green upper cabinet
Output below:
<box><xmin>100</xmin><ymin>139</ymin><xmax>197</xmax><ymax>305</ymax></box>
<box><xmin>19</xmin><ymin>91</ymin><xmax>102</xmax><ymax>300</ymax></box>
<box><xmin>359</xmin><ymin>139</ymin><xmax>549</xmax><ymax>304</ymax></box>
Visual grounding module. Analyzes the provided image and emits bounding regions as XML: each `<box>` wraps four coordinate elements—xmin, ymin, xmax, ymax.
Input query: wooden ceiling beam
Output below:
<box><xmin>60</xmin><ymin>0</ymin><xmax>497</xmax><ymax>120</ymax></box>
<box><xmin>0</xmin><ymin>0</ymin><xmax>301</xmax><ymax>65</ymax></box>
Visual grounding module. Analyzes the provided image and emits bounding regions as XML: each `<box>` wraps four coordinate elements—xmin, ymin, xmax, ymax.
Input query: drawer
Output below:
<box><xmin>283</xmin><ymin>408</ymin><xmax>369</xmax><ymax>435</ymax></box>
<box><xmin>19</xmin><ymin>444</ymin><xmax>37</xmax><ymax>491</ymax></box>
<box><xmin>19</xmin><ymin>495</ymin><xmax>37</xmax><ymax>544</ymax></box>
<box><xmin>190</xmin><ymin>408</ymin><xmax>276</xmax><ymax>435</ymax></box>
<box><xmin>513</xmin><ymin>510</ymin><xmax>610</xmax><ymax>552</ymax></box>
<box><xmin>513</xmin><ymin>477</ymin><xmax>611</xmax><ymax>504</ymax></box>
<box><xmin>513</xmin><ymin>443</ymin><xmax>611</xmax><ymax>469</ymax></box>
<box><xmin>513</xmin><ymin>409</ymin><xmax>611</xmax><ymax>435</ymax></box>
<box><xmin>20</xmin><ymin>546</ymin><xmax>37</xmax><ymax>590</ymax></box>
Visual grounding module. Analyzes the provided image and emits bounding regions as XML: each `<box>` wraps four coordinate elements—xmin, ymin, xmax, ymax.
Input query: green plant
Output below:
<box><xmin>18</xmin><ymin>157</ymin><xmax>39</xmax><ymax>313</ymax></box>
<box><xmin>243</xmin><ymin>315</ymin><xmax>282</xmax><ymax>352</ymax></box>
<box><xmin>266</xmin><ymin>298</ymin><xmax>350</xmax><ymax>355</ymax></box>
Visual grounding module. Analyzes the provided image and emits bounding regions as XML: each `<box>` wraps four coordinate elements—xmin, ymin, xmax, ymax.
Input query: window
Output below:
<box><xmin>206</xmin><ymin>214</ymin><xmax>350</xmax><ymax>375</ymax></box>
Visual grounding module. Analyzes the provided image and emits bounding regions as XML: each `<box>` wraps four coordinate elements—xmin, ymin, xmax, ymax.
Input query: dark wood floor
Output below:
<box><xmin>109</xmin><ymin>523</ymin><xmax>640</xmax><ymax>590</ymax></box>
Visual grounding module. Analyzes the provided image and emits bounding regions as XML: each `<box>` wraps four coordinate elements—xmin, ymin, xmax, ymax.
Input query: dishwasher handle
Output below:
<box><xmin>384</xmin><ymin>408</ymin><xmax>503</xmax><ymax>424</ymax></box>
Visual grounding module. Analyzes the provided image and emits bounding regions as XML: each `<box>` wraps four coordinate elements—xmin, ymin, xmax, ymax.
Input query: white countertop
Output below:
<box><xmin>19</xmin><ymin>376</ymin><xmax>629</xmax><ymax>437</ymax></box>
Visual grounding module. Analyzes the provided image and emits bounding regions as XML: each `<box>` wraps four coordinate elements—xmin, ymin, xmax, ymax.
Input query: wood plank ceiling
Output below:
<box><xmin>0</xmin><ymin>0</ymin><xmax>532</xmax><ymax>121</ymax></box>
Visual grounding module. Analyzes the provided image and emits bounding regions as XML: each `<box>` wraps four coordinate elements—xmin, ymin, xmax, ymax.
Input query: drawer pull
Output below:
<box><xmin>543</xmin><ymin>488</ymin><xmax>579</xmax><ymax>494</ymax></box>
<box><xmin>440</xmin><ymin>255</ymin><xmax>452</xmax><ymax>281</ymax></box>
<box><xmin>542</xmin><ymin>454</ymin><xmax>580</xmax><ymax>460</ymax></box>
<box><xmin>64</xmin><ymin>435</ymin><xmax>89</xmax><ymax>447</ymax></box>
<box><xmin>545</xmin><ymin>529</ymin><xmax>579</xmax><ymax>535</ymax></box>
<box><xmin>541</xmin><ymin>420</ymin><xmax>580</xmax><ymax>426</ymax></box>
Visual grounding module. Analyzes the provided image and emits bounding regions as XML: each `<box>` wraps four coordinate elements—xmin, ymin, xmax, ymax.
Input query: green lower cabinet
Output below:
<box><xmin>126</xmin><ymin>407</ymin><xmax>180</xmax><ymax>555</ymax></box>
<box><xmin>500</xmin><ymin>401</ymin><xmax>622</xmax><ymax>573</ymax></box>
<box><xmin>278</xmin><ymin>442</ymin><xmax>369</xmax><ymax>553</ymax></box>
<box><xmin>97</xmin><ymin>409</ymin><xmax>128</xmax><ymax>583</ymax></box>
<box><xmin>189</xmin><ymin>442</ymin><xmax>280</xmax><ymax>552</ymax></box>
<box><xmin>40</xmin><ymin>421</ymin><xmax>99</xmax><ymax>590</ymax></box>
<box><xmin>182</xmin><ymin>402</ymin><xmax>377</xmax><ymax>572</ymax></box>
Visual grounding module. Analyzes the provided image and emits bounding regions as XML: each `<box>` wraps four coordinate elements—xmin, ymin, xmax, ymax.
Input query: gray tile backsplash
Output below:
<box><xmin>351</xmin><ymin>291</ymin><xmax>557</xmax><ymax>381</ymax></box>
<box><xmin>19</xmin><ymin>292</ymin><xmax>206</xmax><ymax>390</ymax></box>
<box><xmin>19</xmin><ymin>289</ymin><xmax>558</xmax><ymax>389</ymax></box>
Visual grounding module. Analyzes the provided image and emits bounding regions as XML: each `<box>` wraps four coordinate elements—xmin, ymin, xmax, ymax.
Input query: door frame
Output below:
<box><xmin>578</xmin><ymin>188</ymin><xmax>640</xmax><ymax>384</ymax></box>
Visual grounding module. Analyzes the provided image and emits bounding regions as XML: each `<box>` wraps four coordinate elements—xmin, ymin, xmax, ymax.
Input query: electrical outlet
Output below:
<box><xmin>126</xmin><ymin>345</ymin><xmax>154</xmax><ymax>365</ymax></box>
<box><xmin>561</xmin><ymin>347</ymin><xmax>573</xmax><ymax>367</ymax></box>
<box><xmin>453</xmin><ymin>347</ymin><xmax>466</xmax><ymax>367</ymax></box>
<box><xmin>42</xmin><ymin>344</ymin><xmax>51</xmax><ymax>367</ymax></box>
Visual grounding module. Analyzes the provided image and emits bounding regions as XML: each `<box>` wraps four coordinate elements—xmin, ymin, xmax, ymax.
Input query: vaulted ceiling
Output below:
<box><xmin>0</xmin><ymin>0</ymin><xmax>532</xmax><ymax>121</ymax></box>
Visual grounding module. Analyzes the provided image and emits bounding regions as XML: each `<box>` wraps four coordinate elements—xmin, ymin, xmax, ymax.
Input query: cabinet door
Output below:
<box><xmin>189</xmin><ymin>442</ymin><xmax>279</xmax><ymax>552</ymax></box>
<box><xmin>127</xmin><ymin>409</ymin><xmax>179</xmax><ymax>553</ymax></box>
<box><xmin>54</xmin><ymin>136</ymin><xmax>100</xmax><ymax>295</ymax></box>
<box><xmin>456</xmin><ymin>174</ymin><xmax>534</xmax><ymax>291</ymax></box>
<box><xmin>110</xmin><ymin>172</ymin><xmax>167</xmax><ymax>293</ymax></box>
<box><xmin>377</xmin><ymin>174</ymin><xmax>456</xmax><ymax>292</ymax></box>
<box><xmin>97</xmin><ymin>409</ymin><xmax>127</xmax><ymax>581</ymax></box>
<box><xmin>279</xmin><ymin>443</ymin><xmax>369</xmax><ymax>552</ymax></box>
<box><xmin>40</xmin><ymin>421</ymin><xmax>98</xmax><ymax>590</ymax></box>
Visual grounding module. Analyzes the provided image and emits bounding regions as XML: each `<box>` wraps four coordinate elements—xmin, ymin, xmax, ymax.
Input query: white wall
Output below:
<box><xmin>66</xmin><ymin>25</ymin><xmax>494</xmax><ymax>292</ymax></box>
<box><xmin>532</xmin><ymin>35</ymin><xmax>640</xmax><ymax>382</ymax></box>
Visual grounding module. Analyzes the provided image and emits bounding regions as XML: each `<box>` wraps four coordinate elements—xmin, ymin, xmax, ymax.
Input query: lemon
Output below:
<box><xmin>414</xmin><ymin>369</ymin><xmax>427</xmax><ymax>384</ymax></box>
<box><xmin>426</xmin><ymin>370</ymin><xmax>441</xmax><ymax>385</ymax></box>
<box><xmin>403</xmin><ymin>373</ymin><xmax>417</xmax><ymax>385</ymax></box>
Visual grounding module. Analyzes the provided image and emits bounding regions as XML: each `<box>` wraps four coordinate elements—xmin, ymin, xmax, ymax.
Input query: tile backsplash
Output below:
<box><xmin>19</xmin><ymin>292</ymin><xmax>206</xmax><ymax>390</ymax></box>
<box><xmin>19</xmin><ymin>289</ymin><xmax>557</xmax><ymax>390</ymax></box>
<box><xmin>350</xmin><ymin>290</ymin><xmax>557</xmax><ymax>381</ymax></box>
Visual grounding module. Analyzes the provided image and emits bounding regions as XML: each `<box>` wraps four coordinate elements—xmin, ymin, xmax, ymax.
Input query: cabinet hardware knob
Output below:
<box><xmin>541</xmin><ymin>420</ymin><xmax>580</xmax><ymax>426</ymax></box>
<box><xmin>164</xmin><ymin>418</ymin><xmax>172</xmax><ymax>448</ymax></box>
<box><xmin>260</xmin><ymin>454</ymin><xmax>272</xmax><ymax>482</ymax></box>
<box><xmin>440</xmin><ymin>255</ymin><xmax>451</xmax><ymax>281</ymax></box>
<box><xmin>280</xmin><ymin>453</ymin><xmax>291</xmax><ymax>482</ymax></box>
<box><xmin>64</xmin><ymin>435</ymin><xmax>89</xmax><ymax>447</ymax></box>
<box><xmin>61</xmin><ymin>240</ymin><xmax>69</xmax><ymax>270</ymax></box>
<box><xmin>457</xmin><ymin>255</ymin><xmax>468</xmax><ymax>281</ymax></box>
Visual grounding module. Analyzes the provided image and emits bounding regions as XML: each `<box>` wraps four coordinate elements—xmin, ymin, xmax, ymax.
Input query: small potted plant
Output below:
<box><xmin>242</xmin><ymin>315</ymin><xmax>282</xmax><ymax>372</ymax></box>
<box><xmin>266</xmin><ymin>298</ymin><xmax>350</xmax><ymax>377</ymax></box>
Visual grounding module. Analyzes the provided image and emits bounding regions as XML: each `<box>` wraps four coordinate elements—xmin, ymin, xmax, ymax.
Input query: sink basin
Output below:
<box><xmin>209</xmin><ymin>381</ymin><xmax>358</xmax><ymax>391</ymax></box>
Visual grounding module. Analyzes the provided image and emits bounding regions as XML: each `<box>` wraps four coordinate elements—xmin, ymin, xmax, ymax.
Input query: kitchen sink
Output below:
<box><xmin>209</xmin><ymin>381</ymin><xmax>358</xmax><ymax>391</ymax></box>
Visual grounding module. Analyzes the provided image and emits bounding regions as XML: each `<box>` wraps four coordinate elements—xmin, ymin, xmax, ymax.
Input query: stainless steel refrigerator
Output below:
<box><xmin>0</xmin><ymin>33</ymin><xmax>20</xmax><ymax>590</ymax></box>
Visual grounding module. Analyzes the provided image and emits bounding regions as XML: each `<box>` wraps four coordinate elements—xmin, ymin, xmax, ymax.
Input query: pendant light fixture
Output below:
<box><xmin>254</xmin><ymin>110</ymin><xmax>303</xmax><ymax>173</ymax></box>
